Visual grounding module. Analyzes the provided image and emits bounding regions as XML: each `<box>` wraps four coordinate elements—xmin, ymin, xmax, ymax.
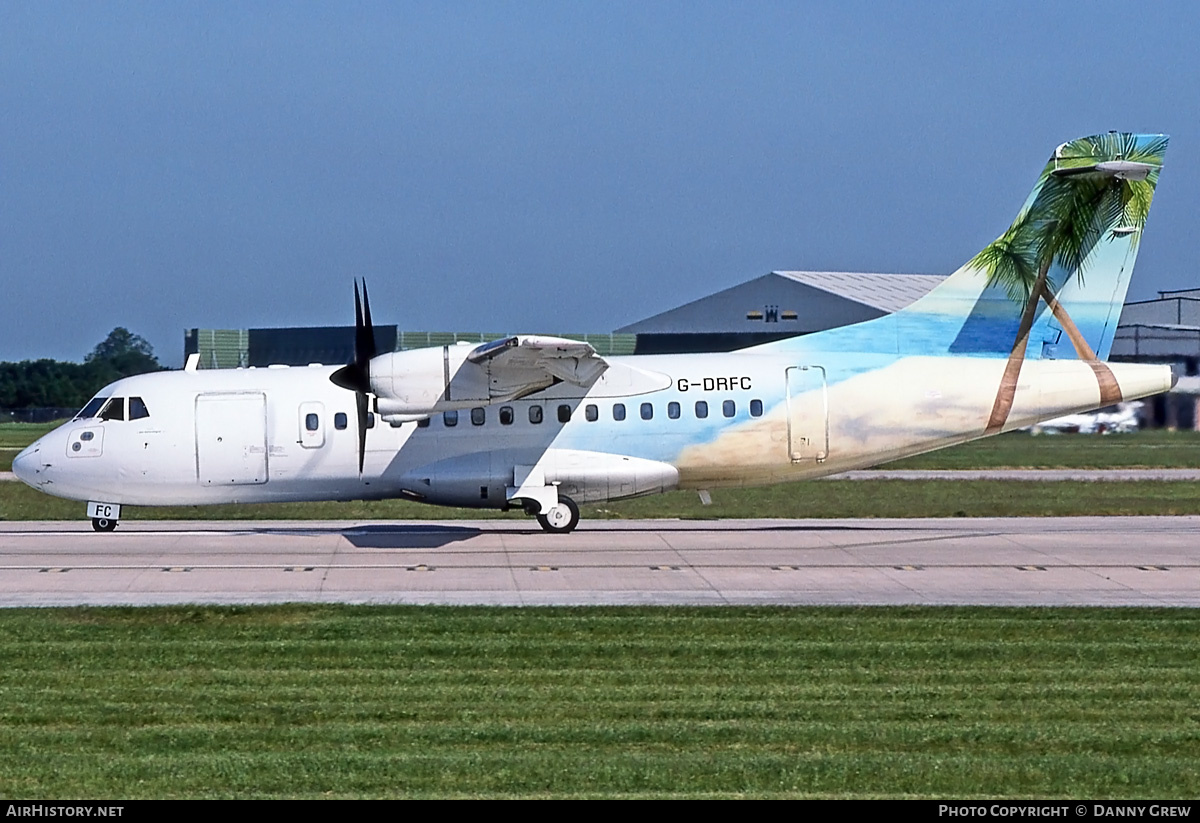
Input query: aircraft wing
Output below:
<box><xmin>467</xmin><ymin>335</ymin><xmax>609</xmax><ymax>396</ymax></box>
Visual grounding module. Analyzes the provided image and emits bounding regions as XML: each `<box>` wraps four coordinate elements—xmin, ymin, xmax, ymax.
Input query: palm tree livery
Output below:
<box><xmin>969</xmin><ymin>133</ymin><xmax>1168</xmax><ymax>434</ymax></box>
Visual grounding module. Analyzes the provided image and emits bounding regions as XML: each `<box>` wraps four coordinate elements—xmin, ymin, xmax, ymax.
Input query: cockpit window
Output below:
<box><xmin>129</xmin><ymin>397</ymin><xmax>150</xmax><ymax>420</ymax></box>
<box><xmin>99</xmin><ymin>397</ymin><xmax>125</xmax><ymax>421</ymax></box>
<box><xmin>76</xmin><ymin>396</ymin><xmax>109</xmax><ymax>420</ymax></box>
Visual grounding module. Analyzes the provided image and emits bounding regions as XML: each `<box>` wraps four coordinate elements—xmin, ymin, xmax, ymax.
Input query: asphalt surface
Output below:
<box><xmin>1</xmin><ymin>517</ymin><xmax>1197</xmax><ymax>607</ymax></box>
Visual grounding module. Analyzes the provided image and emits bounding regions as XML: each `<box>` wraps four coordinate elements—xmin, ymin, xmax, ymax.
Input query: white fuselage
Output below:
<box><xmin>11</xmin><ymin>349</ymin><xmax>1175</xmax><ymax>512</ymax></box>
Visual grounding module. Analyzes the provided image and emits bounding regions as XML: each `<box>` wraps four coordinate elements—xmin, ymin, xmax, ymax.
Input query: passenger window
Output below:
<box><xmin>444</xmin><ymin>410</ymin><xmax>459</xmax><ymax>427</ymax></box>
<box><xmin>417</xmin><ymin>416</ymin><xmax>430</xmax><ymax>428</ymax></box>
<box><xmin>100</xmin><ymin>398</ymin><xmax>125</xmax><ymax>421</ymax></box>
<box><xmin>613</xmin><ymin>403</ymin><xmax>626</xmax><ymax>421</ymax></box>
<box><xmin>585</xmin><ymin>404</ymin><xmax>598</xmax><ymax>422</ymax></box>
<box><xmin>558</xmin><ymin>404</ymin><xmax>571</xmax><ymax>423</ymax></box>
<box><xmin>129</xmin><ymin>397</ymin><xmax>150</xmax><ymax>420</ymax></box>
<box><xmin>77</xmin><ymin>396</ymin><xmax>108</xmax><ymax>420</ymax></box>
<box><xmin>640</xmin><ymin>403</ymin><xmax>653</xmax><ymax>420</ymax></box>
<box><xmin>750</xmin><ymin>399</ymin><xmax>763</xmax><ymax>417</ymax></box>
<box><xmin>529</xmin><ymin>406</ymin><xmax>543</xmax><ymax>424</ymax></box>
<box><xmin>723</xmin><ymin>400</ymin><xmax>735</xmax><ymax>418</ymax></box>
<box><xmin>695</xmin><ymin>401</ymin><xmax>708</xmax><ymax>419</ymax></box>
<box><xmin>499</xmin><ymin>406</ymin><xmax>514</xmax><ymax>425</ymax></box>
<box><xmin>471</xmin><ymin>407</ymin><xmax>485</xmax><ymax>426</ymax></box>
<box><xmin>305</xmin><ymin>413</ymin><xmax>319</xmax><ymax>431</ymax></box>
<box><xmin>668</xmin><ymin>402</ymin><xmax>680</xmax><ymax>419</ymax></box>
<box><xmin>366</xmin><ymin>412</ymin><xmax>376</xmax><ymax>429</ymax></box>
<box><xmin>334</xmin><ymin>412</ymin><xmax>348</xmax><ymax>430</ymax></box>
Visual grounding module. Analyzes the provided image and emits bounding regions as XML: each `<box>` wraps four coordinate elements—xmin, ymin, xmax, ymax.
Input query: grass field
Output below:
<box><xmin>0</xmin><ymin>423</ymin><xmax>56</xmax><ymax>473</ymax></box>
<box><xmin>886</xmin><ymin>429</ymin><xmax>1200</xmax><ymax>470</ymax></box>
<box><xmin>1</xmin><ymin>605</ymin><xmax>1196</xmax><ymax>799</ymax></box>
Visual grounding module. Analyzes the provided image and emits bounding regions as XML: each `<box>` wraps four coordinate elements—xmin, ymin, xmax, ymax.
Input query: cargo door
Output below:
<box><xmin>195</xmin><ymin>393</ymin><xmax>268</xmax><ymax>485</ymax></box>
<box><xmin>785</xmin><ymin>365</ymin><xmax>829</xmax><ymax>463</ymax></box>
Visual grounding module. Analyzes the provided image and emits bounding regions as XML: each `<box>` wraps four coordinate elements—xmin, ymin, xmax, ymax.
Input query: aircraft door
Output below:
<box><xmin>195</xmin><ymin>393</ymin><xmax>268</xmax><ymax>485</ymax></box>
<box><xmin>785</xmin><ymin>365</ymin><xmax>829</xmax><ymax>463</ymax></box>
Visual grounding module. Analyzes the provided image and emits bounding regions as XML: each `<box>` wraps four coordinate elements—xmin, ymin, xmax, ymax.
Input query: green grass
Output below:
<box><xmin>885</xmin><ymin>430</ymin><xmax>1200</xmax><ymax>469</ymax></box>
<box><xmin>0</xmin><ymin>605</ymin><xmax>1197</xmax><ymax>798</ymax></box>
<box><xmin>0</xmin><ymin>423</ymin><xmax>57</xmax><ymax>473</ymax></box>
<box><xmin>4</xmin><ymin>477</ymin><xmax>1200</xmax><ymax>521</ymax></box>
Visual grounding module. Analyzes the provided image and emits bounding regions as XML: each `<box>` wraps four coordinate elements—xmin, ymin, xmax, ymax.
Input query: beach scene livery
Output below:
<box><xmin>13</xmin><ymin>133</ymin><xmax>1176</xmax><ymax>532</ymax></box>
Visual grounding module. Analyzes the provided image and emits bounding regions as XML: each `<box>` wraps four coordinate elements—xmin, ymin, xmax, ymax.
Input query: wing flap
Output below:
<box><xmin>470</xmin><ymin>335</ymin><xmax>609</xmax><ymax>397</ymax></box>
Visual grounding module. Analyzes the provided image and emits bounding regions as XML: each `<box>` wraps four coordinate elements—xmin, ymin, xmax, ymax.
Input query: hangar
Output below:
<box><xmin>1111</xmin><ymin>288</ymin><xmax>1200</xmax><ymax>429</ymax></box>
<box><xmin>615</xmin><ymin>271</ymin><xmax>946</xmax><ymax>353</ymax></box>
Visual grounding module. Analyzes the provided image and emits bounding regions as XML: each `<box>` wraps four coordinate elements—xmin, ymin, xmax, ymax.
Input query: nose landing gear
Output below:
<box><xmin>87</xmin><ymin>503</ymin><xmax>121</xmax><ymax>532</ymax></box>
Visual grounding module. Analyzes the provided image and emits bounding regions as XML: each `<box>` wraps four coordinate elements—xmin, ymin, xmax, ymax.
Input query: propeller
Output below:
<box><xmin>330</xmin><ymin>280</ymin><xmax>377</xmax><ymax>474</ymax></box>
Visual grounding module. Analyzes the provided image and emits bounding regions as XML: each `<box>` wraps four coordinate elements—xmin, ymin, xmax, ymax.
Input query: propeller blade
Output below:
<box><xmin>356</xmin><ymin>391</ymin><xmax>368</xmax><ymax>475</ymax></box>
<box><xmin>360</xmin><ymin>280</ymin><xmax>377</xmax><ymax>361</ymax></box>
<box><xmin>330</xmin><ymin>279</ymin><xmax>379</xmax><ymax>475</ymax></box>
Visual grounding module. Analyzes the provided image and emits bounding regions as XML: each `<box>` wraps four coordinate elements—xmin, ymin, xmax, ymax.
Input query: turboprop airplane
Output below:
<box><xmin>12</xmin><ymin>132</ymin><xmax>1176</xmax><ymax>533</ymax></box>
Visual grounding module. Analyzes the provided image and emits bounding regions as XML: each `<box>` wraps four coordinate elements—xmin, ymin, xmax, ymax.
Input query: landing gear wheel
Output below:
<box><xmin>536</xmin><ymin>496</ymin><xmax>580</xmax><ymax>534</ymax></box>
<box><xmin>92</xmin><ymin>518</ymin><xmax>118</xmax><ymax>532</ymax></box>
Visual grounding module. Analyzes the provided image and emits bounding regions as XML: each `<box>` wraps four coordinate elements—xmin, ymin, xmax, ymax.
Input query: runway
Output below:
<box><xmin>1</xmin><ymin>517</ymin><xmax>1198</xmax><ymax>607</ymax></box>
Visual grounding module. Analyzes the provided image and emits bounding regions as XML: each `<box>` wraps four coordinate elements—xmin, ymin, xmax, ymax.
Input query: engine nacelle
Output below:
<box><xmin>369</xmin><ymin>345</ymin><xmax>489</xmax><ymax>417</ymax></box>
<box><xmin>369</xmin><ymin>342</ymin><xmax>563</xmax><ymax>418</ymax></box>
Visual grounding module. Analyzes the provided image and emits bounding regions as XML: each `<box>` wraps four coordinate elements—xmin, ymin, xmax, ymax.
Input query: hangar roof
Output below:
<box><xmin>774</xmin><ymin>271</ymin><xmax>947</xmax><ymax>313</ymax></box>
<box><xmin>616</xmin><ymin>270</ymin><xmax>947</xmax><ymax>335</ymax></box>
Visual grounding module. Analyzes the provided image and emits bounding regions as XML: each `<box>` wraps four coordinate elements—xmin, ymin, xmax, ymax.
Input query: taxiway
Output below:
<box><xmin>0</xmin><ymin>516</ymin><xmax>1197</xmax><ymax>607</ymax></box>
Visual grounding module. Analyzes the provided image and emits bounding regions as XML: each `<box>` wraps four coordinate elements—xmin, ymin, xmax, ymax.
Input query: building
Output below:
<box><xmin>184</xmin><ymin>327</ymin><xmax>635</xmax><ymax>369</ymax></box>
<box><xmin>1111</xmin><ymin>288</ymin><xmax>1200</xmax><ymax>429</ymax></box>
<box><xmin>616</xmin><ymin>271</ymin><xmax>945</xmax><ymax>353</ymax></box>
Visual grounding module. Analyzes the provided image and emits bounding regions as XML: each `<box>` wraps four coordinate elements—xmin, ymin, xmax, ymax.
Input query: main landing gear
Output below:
<box><xmin>92</xmin><ymin>518</ymin><xmax>118</xmax><ymax>532</ymax></box>
<box><xmin>534</xmin><ymin>495</ymin><xmax>580</xmax><ymax>534</ymax></box>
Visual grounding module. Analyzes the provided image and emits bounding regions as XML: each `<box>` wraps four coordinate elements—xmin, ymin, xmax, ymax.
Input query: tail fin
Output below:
<box><xmin>763</xmin><ymin>132</ymin><xmax>1168</xmax><ymax>360</ymax></box>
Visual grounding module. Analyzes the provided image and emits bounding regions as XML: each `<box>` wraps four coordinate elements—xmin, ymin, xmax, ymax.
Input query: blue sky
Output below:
<box><xmin>3</xmin><ymin>1</ymin><xmax>1198</xmax><ymax>364</ymax></box>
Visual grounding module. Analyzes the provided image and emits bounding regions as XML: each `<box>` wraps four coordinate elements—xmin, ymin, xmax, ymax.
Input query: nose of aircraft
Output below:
<box><xmin>11</xmin><ymin>443</ymin><xmax>44</xmax><ymax>487</ymax></box>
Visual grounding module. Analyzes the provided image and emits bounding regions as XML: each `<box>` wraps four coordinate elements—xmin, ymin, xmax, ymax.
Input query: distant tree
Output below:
<box><xmin>0</xmin><ymin>328</ymin><xmax>165</xmax><ymax>410</ymax></box>
<box><xmin>0</xmin><ymin>359</ymin><xmax>97</xmax><ymax>409</ymax></box>
<box><xmin>84</xmin><ymin>327</ymin><xmax>163</xmax><ymax>380</ymax></box>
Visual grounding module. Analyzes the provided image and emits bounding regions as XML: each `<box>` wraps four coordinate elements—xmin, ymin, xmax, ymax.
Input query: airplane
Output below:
<box><xmin>1029</xmin><ymin>401</ymin><xmax>1143</xmax><ymax>435</ymax></box>
<box><xmin>12</xmin><ymin>132</ymin><xmax>1176</xmax><ymax>533</ymax></box>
